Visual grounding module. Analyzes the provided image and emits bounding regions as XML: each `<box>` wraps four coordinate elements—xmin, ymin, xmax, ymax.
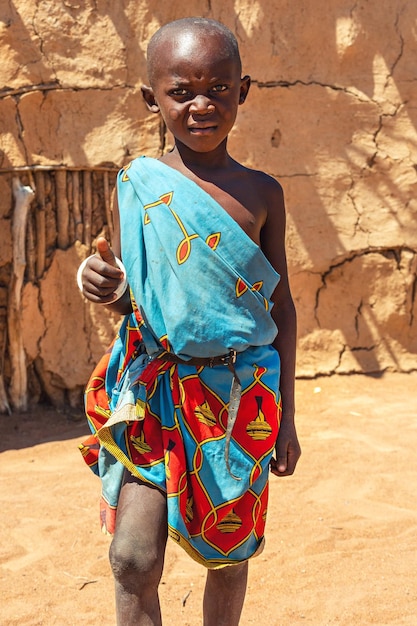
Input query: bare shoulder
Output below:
<box><xmin>238</xmin><ymin>167</ymin><xmax>288</xmax><ymax>269</ymax></box>
<box><xmin>239</xmin><ymin>165</ymin><xmax>286</xmax><ymax>220</ymax></box>
<box><xmin>253</xmin><ymin>168</ymin><xmax>284</xmax><ymax>201</ymax></box>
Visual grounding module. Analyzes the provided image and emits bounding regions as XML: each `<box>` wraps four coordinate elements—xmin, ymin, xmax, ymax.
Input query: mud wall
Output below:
<box><xmin>1</xmin><ymin>0</ymin><xmax>416</xmax><ymax>410</ymax></box>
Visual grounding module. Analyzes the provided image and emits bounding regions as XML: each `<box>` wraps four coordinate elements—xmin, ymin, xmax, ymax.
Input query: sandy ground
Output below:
<box><xmin>1</xmin><ymin>373</ymin><xmax>416</xmax><ymax>626</ymax></box>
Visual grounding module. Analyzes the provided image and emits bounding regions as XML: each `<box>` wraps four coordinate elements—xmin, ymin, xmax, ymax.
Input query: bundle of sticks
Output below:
<box><xmin>0</xmin><ymin>167</ymin><xmax>118</xmax><ymax>413</ymax></box>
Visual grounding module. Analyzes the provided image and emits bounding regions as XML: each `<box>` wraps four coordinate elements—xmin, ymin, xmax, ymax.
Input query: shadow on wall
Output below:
<box><xmin>228</xmin><ymin>1</ymin><xmax>417</xmax><ymax>376</ymax></box>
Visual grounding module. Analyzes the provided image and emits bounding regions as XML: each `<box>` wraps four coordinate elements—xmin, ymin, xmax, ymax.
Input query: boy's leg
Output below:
<box><xmin>109</xmin><ymin>472</ymin><xmax>168</xmax><ymax>626</ymax></box>
<box><xmin>203</xmin><ymin>561</ymin><xmax>248</xmax><ymax>626</ymax></box>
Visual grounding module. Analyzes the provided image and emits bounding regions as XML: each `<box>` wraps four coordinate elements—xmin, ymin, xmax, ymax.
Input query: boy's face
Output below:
<box><xmin>143</xmin><ymin>31</ymin><xmax>250</xmax><ymax>154</ymax></box>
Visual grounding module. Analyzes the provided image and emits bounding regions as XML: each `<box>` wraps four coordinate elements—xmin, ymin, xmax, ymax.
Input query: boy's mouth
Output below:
<box><xmin>188</xmin><ymin>124</ymin><xmax>217</xmax><ymax>134</ymax></box>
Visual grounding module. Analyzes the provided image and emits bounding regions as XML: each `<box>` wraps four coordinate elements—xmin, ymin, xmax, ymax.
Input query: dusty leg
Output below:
<box><xmin>109</xmin><ymin>472</ymin><xmax>168</xmax><ymax>626</ymax></box>
<box><xmin>203</xmin><ymin>561</ymin><xmax>248</xmax><ymax>626</ymax></box>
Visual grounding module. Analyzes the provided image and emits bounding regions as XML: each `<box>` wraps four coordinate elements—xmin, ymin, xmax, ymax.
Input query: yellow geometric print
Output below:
<box><xmin>206</xmin><ymin>232</ymin><xmax>221</xmax><ymax>250</ymax></box>
<box><xmin>79</xmin><ymin>444</ymin><xmax>90</xmax><ymax>458</ymax></box>
<box><xmin>246</xmin><ymin>396</ymin><xmax>273</xmax><ymax>441</ymax></box>
<box><xmin>165</xmin><ymin>439</ymin><xmax>176</xmax><ymax>481</ymax></box>
<box><xmin>143</xmin><ymin>191</ymin><xmax>174</xmax><ymax>224</ymax></box>
<box><xmin>130</xmin><ymin>431</ymin><xmax>152</xmax><ymax>454</ymax></box>
<box><xmin>121</xmin><ymin>162</ymin><xmax>131</xmax><ymax>182</ymax></box>
<box><xmin>235</xmin><ymin>277</ymin><xmax>248</xmax><ymax>298</ymax></box>
<box><xmin>170</xmin><ymin>207</ymin><xmax>198</xmax><ymax>265</ymax></box>
<box><xmin>185</xmin><ymin>496</ymin><xmax>194</xmax><ymax>523</ymax></box>
<box><xmin>216</xmin><ymin>509</ymin><xmax>243</xmax><ymax>534</ymax></box>
<box><xmin>92</xmin><ymin>403</ymin><xmax>111</xmax><ymax>421</ymax></box>
<box><xmin>142</xmin><ymin>190</ymin><xmax>199</xmax><ymax>264</ymax></box>
<box><xmin>235</xmin><ymin>278</ymin><xmax>269</xmax><ymax>311</ymax></box>
<box><xmin>194</xmin><ymin>401</ymin><xmax>217</xmax><ymax>427</ymax></box>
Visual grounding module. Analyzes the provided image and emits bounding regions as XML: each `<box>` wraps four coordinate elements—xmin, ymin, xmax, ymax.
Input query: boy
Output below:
<box><xmin>78</xmin><ymin>17</ymin><xmax>301</xmax><ymax>626</ymax></box>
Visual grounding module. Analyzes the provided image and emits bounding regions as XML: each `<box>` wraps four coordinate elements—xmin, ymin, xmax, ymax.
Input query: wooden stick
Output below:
<box><xmin>8</xmin><ymin>177</ymin><xmax>35</xmax><ymax>411</ymax></box>
<box><xmin>0</xmin><ymin>376</ymin><xmax>11</xmax><ymax>414</ymax></box>
<box><xmin>35</xmin><ymin>171</ymin><xmax>46</xmax><ymax>279</ymax></box>
<box><xmin>55</xmin><ymin>170</ymin><xmax>69</xmax><ymax>249</ymax></box>
<box><xmin>83</xmin><ymin>171</ymin><xmax>92</xmax><ymax>249</ymax></box>
<box><xmin>103</xmin><ymin>171</ymin><xmax>113</xmax><ymax>242</ymax></box>
<box><xmin>26</xmin><ymin>214</ymin><xmax>36</xmax><ymax>283</ymax></box>
<box><xmin>67</xmin><ymin>169</ymin><xmax>75</xmax><ymax>243</ymax></box>
<box><xmin>72</xmin><ymin>171</ymin><xmax>83</xmax><ymax>242</ymax></box>
<box><xmin>0</xmin><ymin>326</ymin><xmax>11</xmax><ymax>414</ymax></box>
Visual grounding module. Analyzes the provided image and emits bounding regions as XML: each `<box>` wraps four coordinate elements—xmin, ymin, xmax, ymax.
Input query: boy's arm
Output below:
<box><xmin>78</xmin><ymin>190</ymin><xmax>133</xmax><ymax>315</ymax></box>
<box><xmin>260</xmin><ymin>177</ymin><xmax>301</xmax><ymax>476</ymax></box>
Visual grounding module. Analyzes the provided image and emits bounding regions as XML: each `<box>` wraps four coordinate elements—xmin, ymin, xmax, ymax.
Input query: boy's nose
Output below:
<box><xmin>189</xmin><ymin>95</ymin><xmax>214</xmax><ymax>114</ymax></box>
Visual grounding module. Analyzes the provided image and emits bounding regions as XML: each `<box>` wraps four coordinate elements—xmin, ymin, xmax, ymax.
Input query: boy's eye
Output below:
<box><xmin>170</xmin><ymin>88</ymin><xmax>190</xmax><ymax>97</ymax></box>
<box><xmin>211</xmin><ymin>84</ymin><xmax>228</xmax><ymax>93</ymax></box>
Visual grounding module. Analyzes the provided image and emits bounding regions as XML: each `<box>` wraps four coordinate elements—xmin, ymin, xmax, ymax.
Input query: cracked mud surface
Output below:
<box><xmin>1</xmin><ymin>1</ymin><xmax>417</xmax><ymax>399</ymax></box>
<box><xmin>1</xmin><ymin>372</ymin><xmax>416</xmax><ymax>625</ymax></box>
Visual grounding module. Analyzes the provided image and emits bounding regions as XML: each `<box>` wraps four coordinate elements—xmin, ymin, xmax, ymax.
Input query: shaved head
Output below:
<box><xmin>147</xmin><ymin>17</ymin><xmax>242</xmax><ymax>87</ymax></box>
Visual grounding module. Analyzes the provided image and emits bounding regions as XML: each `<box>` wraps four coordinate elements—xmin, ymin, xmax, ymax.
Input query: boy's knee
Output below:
<box><xmin>225</xmin><ymin>561</ymin><xmax>247</xmax><ymax>578</ymax></box>
<box><xmin>209</xmin><ymin>560</ymin><xmax>248</xmax><ymax>586</ymax></box>
<box><xmin>109</xmin><ymin>531</ymin><xmax>164</xmax><ymax>585</ymax></box>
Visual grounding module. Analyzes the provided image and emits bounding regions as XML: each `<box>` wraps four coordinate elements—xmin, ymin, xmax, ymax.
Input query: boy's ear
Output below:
<box><xmin>239</xmin><ymin>75</ymin><xmax>251</xmax><ymax>105</ymax></box>
<box><xmin>141</xmin><ymin>85</ymin><xmax>160</xmax><ymax>113</ymax></box>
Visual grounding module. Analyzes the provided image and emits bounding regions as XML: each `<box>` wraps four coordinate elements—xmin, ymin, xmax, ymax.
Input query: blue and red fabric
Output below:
<box><xmin>79</xmin><ymin>157</ymin><xmax>282</xmax><ymax>568</ymax></box>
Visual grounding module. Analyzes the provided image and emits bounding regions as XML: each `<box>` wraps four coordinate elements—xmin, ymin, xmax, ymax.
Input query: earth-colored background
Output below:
<box><xmin>1</xmin><ymin>2</ymin><xmax>416</xmax><ymax>625</ymax></box>
<box><xmin>0</xmin><ymin>0</ymin><xmax>416</xmax><ymax>412</ymax></box>
<box><xmin>1</xmin><ymin>373</ymin><xmax>416</xmax><ymax>625</ymax></box>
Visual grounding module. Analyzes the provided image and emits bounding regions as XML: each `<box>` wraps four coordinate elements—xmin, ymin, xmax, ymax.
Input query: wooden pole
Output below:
<box><xmin>83</xmin><ymin>170</ymin><xmax>92</xmax><ymax>249</ymax></box>
<box><xmin>103</xmin><ymin>171</ymin><xmax>114</xmax><ymax>242</ymax></box>
<box><xmin>7</xmin><ymin>177</ymin><xmax>35</xmax><ymax>411</ymax></box>
<box><xmin>26</xmin><ymin>214</ymin><xmax>36</xmax><ymax>283</ymax></box>
<box><xmin>0</xmin><ymin>327</ymin><xmax>11</xmax><ymax>414</ymax></box>
<box><xmin>35</xmin><ymin>171</ymin><xmax>46</xmax><ymax>279</ymax></box>
<box><xmin>72</xmin><ymin>171</ymin><xmax>83</xmax><ymax>242</ymax></box>
<box><xmin>55</xmin><ymin>170</ymin><xmax>69</xmax><ymax>249</ymax></box>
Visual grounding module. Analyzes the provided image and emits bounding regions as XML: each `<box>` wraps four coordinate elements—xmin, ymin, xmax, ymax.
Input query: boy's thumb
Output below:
<box><xmin>96</xmin><ymin>237</ymin><xmax>118</xmax><ymax>267</ymax></box>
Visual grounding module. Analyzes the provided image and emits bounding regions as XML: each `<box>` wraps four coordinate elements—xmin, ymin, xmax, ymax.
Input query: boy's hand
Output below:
<box><xmin>270</xmin><ymin>418</ymin><xmax>301</xmax><ymax>477</ymax></box>
<box><xmin>79</xmin><ymin>237</ymin><xmax>125</xmax><ymax>304</ymax></box>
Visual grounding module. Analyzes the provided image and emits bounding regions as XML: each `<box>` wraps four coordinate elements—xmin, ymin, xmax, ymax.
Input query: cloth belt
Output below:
<box><xmin>158</xmin><ymin>349</ymin><xmax>237</xmax><ymax>369</ymax></box>
<box><xmin>157</xmin><ymin>350</ymin><xmax>242</xmax><ymax>480</ymax></box>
